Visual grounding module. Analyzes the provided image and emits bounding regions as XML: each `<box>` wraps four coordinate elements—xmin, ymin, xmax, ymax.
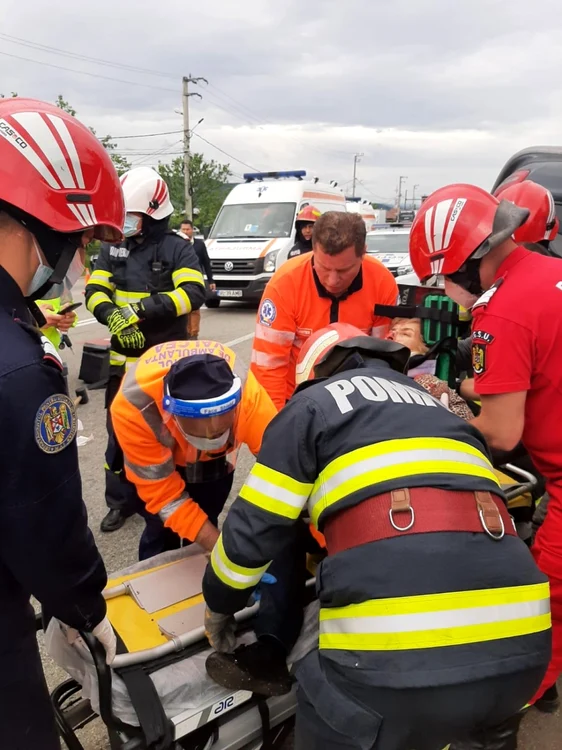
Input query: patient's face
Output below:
<box><xmin>386</xmin><ymin>318</ymin><xmax>428</xmax><ymax>356</ymax></box>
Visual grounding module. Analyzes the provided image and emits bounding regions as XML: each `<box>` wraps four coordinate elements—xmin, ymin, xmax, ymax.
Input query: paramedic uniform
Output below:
<box><xmin>204</xmin><ymin>360</ymin><xmax>550</xmax><ymax>750</ymax></box>
<box><xmin>250</xmin><ymin>253</ymin><xmax>398</xmax><ymax>409</ymax></box>
<box><xmin>471</xmin><ymin>245</ymin><xmax>562</xmax><ymax>702</ymax></box>
<box><xmin>0</xmin><ymin>267</ymin><xmax>108</xmax><ymax>750</ymax></box>
<box><xmin>86</xmin><ymin>235</ymin><xmax>206</xmax><ymax>519</ymax></box>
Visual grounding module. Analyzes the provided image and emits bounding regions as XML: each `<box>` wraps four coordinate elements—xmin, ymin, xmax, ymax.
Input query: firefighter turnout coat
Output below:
<box><xmin>110</xmin><ymin>340</ymin><xmax>277</xmax><ymax>542</ymax></box>
<box><xmin>203</xmin><ymin>360</ymin><xmax>551</xmax><ymax>688</ymax></box>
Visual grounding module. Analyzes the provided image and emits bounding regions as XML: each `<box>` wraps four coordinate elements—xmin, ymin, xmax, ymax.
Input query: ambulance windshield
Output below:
<box><xmin>210</xmin><ymin>202</ymin><xmax>296</xmax><ymax>240</ymax></box>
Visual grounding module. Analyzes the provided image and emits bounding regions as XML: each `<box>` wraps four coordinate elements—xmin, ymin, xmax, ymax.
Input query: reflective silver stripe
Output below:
<box><xmin>309</xmin><ymin>447</ymin><xmax>494</xmax><ymax>512</ymax></box>
<box><xmin>121</xmin><ymin>364</ymin><xmax>176</xmax><ymax>449</ymax></box>
<box><xmin>158</xmin><ymin>492</ymin><xmax>190</xmax><ymax>521</ymax></box>
<box><xmin>320</xmin><ymin>599</ymin><xmax>551</xmax><ymax>637</ymax></box>
<box><xmin>254</xmin><ymin>323</ymin><xmax>295</xmax><ymax>345</ymax></box>
<box><xmin>124</xmin><ymin>456</ymin><xmax>175</xmax><ymax>481</ymax></box>
<box><xmin>250</xmin><ymin>350</ymin><xmax>291</xmax><ymax>368</ymax></box>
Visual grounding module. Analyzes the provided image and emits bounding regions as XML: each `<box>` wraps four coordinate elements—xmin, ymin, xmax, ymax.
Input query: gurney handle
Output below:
<box><xmin>501</xmin><ymin>463</ymin><xmax>538</xmax><ymax>502</ymax></box>
<box><xmin>111</xmin><ymin>600</ymin><xmax>260</xmax><ymax>669</ymax></box>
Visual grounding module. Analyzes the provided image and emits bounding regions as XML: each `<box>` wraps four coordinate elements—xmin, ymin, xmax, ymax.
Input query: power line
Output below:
<box><xmin>0</xmin><ymin>50</ymin><xmax>177</xmax><ymax>94</ymax></box>
<box><xmin>192</xmin><ymin>132</ymin><xmax>259</xmax><ymax>171</ymax></box>
<box><xmin>104</xmin><ymin>129</ymin><xmax>183</xmax><ymax>140</ymax></box>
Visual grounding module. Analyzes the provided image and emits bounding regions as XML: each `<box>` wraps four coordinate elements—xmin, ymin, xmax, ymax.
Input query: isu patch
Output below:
<box><xmin>259</xmin><ymin>298</ymin><xmax>277</xmax><ymax>327</ymax></box>
<box><xmin>472</xmin><ymin>342</ymin><xmax>487</xmax><ymax>375</ymax></box>
<box><xmin>35</xmin><ymin>394</ymin><xmax>77</xmax><ymax>454</ymax></box>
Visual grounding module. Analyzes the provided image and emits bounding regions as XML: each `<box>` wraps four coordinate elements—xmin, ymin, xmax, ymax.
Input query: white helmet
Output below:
<box><xmin>120</xmin><ymin>167</ymin><xmax>174</xmax><ymax>220</ymax></box>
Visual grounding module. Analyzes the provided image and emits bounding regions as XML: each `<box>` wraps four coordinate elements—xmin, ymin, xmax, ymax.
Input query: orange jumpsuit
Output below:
<box><xmin>110</xmin><ymin>339</ymin><xmax>277</xmax><ymax>542</ymax></box>
<box><xmin>250</xmin><ymin>253</ymin><xmax>398</xmax><ymax>409</ymax></box>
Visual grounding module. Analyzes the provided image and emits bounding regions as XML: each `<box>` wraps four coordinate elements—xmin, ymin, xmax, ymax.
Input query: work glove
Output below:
<box><xmin>106</xmin><ymin>304</ymin><xmax>142</xmax><ymax>335</ymax></box>
<box><xmin>116</xmin><ymin>325</ymin><xmax>146</xmax><ymax>350</ymax></box>
<box><xmin>65</xmin><ymin>616</ymin><xmax>117</xmax><ymax>665</ymax></box>
<box><xmin>204</xmin><ymin>607</ymin><xmax>237</xmax><ymax>653</ymax></box>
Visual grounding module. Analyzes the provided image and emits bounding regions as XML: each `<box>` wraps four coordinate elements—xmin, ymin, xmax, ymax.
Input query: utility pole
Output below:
<box><xmin>397</xmin><ymin>175</ymin><xmax>407</xmax><ymax>222</ymax></box>
<box><xmin>412</xmin><ymin>184</ymin><xmax>419</xmax><ymax>209</ymax></box>
<box><xmin>352</xmin><ymin>153</ymin><xmax>364</xmax><ymax>197</ymax></box>
<box><xmin>182</xmin><ymin>75</ymin><xmax>206</xmax><ymax>220</ymax></box>
<box><xmin>404</xmin><ymin>190</ymin><xmax>408</xmax><ymax>209</ymax></box>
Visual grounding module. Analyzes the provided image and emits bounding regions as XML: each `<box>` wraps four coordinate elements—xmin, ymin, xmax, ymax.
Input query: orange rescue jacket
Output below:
<box><xmin>250</xmin><ymin>253</ymin><xmax>398</xmax><ymax>409</ymax></box>
<box><xmin>110</xmin><ymin>339</ymin><xmax>277</xmax><ymax>542</ymax></box>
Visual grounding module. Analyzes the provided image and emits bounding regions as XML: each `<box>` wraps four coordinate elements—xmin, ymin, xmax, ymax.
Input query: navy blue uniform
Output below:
<box><xmin>0</xmin><ymin>267</ymin><xmax>107</xmax><ymax>750</ymax></box>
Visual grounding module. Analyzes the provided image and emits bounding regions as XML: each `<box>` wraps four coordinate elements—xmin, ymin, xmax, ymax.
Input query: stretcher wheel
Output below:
<box><xmin>51</xmin><ymin>678</ymin><xmax>93</xmax><ymax>750</ymax></box>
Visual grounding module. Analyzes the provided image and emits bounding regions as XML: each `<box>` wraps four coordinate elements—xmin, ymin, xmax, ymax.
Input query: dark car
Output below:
<box><xmin>492</xmin><ymin>147</ymin><xmax>562</xmax><ymax>256</ymax></box>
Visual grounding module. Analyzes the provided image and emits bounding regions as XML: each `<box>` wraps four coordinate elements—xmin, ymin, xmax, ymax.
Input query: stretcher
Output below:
<box><xmin>47</xmin><ymin>466</ymin><xmax>537</xmax><ymax>750</ymax></box>
<box><xmin>46</xmin><ymin>545</ymin><xmax>319</xmax><ymax>750</ymax></box>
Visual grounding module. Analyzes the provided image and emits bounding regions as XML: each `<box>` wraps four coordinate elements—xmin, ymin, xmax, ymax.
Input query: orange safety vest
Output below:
<box><xmin>250</xmin><ymin>253</ymin><xmax>398</xmax><ymax>409</ymax></box>
<box><xmin>110</xmin><ymin>339</ymin><xmax>277</xmax><ymax>542</ymax></box>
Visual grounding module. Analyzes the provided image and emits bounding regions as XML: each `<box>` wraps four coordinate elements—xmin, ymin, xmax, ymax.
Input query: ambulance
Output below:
<box><xmin>205</xmin><ymin>170</ymin><xmax>346</xmax><ymax>304</ymax></box>
<box><xmin>345</xmin><ymin>197</ymin><xmax>378</xmax><ymax>231</ymax></box>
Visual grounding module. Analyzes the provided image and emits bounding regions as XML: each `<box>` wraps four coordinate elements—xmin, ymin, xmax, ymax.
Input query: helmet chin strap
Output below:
<box><xmin>446</xmin><ymin>257</ymin><xmax>484</xmax><ymax>298</ymax></box>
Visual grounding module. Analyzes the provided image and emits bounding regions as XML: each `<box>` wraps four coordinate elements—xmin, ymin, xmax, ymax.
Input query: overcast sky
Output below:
<box><xmin>1</xmin><ymin>0</ymin><xmax>561</xmax><ymax>204</ymax></box>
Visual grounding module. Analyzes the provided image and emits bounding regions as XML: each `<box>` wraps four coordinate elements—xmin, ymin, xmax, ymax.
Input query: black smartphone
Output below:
<box><xmin>59</xmin><ymin>302</ymin><xmax>82</xmax><ymax>314</ymax></box>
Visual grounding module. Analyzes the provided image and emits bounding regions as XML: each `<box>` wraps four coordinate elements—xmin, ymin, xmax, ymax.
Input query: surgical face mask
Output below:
<box><xmin>28</xmin><ymin>239</ymin><xmax>54</xmax><ymax>297</ymax></box>
<box><xmin>444</xmin><ymin>278</ymin><xmax>479</xmax><ymax>310</ymax></box>
<box><xmin>182</xmin><ymin>429</ymin><xmax>231</xmax><ymax>451</ymax></box>
<box><xmin>123</xmin><ymin>213</ymin><xmax>142</xmax><ymax>238</ymax></box>
<box><xmin>35</xmin><ymin>249</ymin><xmax>85</xmax><ymax>300</ymax></box>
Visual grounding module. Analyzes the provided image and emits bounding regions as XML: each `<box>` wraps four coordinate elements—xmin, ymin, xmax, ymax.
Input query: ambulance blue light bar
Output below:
<box><xmin>345</xmin><ymin>196</ymin><xmax>361</xmax><ymax>202</ymax></box>
<box><xmin>243</xmin><ymin>170</ymin><xmax>307</xmax><ymax>182</ymax></box>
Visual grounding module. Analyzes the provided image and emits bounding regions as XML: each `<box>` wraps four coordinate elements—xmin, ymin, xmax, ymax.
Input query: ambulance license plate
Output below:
<box><xmin>218</xmin><ymin>290</ymin><xmax>243</xmax><ymax>298</ymax></box>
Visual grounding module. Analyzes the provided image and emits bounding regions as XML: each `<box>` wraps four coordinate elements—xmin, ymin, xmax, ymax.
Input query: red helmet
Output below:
<box><xmin>409</xmin><ymin>184</ymin><xmax>528</xmax><ymax>282</ymax></box>
<box><xmin>296</xmin><ymin>205</ymin><xmax>322</xmax><ymax>224</ymax></box>
<box><xmin>295</xmin><ymin>323</ymin><xmax>409</xmax><ymax>386</ymax></box>
<box><xmin>493</xmin><ymin>180</ymin><xmax>559</xmax><ymax>243</ymax></box>
<box><xmin>0</xmin><ymin>98</ymin><xmax>124</xmax><ymax>242</ymax></box>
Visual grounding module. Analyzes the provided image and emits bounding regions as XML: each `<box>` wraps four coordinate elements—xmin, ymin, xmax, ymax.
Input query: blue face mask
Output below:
<box><xmin>123</xmin><ymin>213</ymin><xmax>142</xmax><ymax>238</ymax></box>
<box><xmin>28</xmin><ymin>240</ymin><xmax>54</xmax><ymax>297</ymax></box>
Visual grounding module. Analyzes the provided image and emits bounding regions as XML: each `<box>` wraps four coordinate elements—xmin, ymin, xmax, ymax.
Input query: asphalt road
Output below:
<box><xmin>38</xmin><ymin>279</ymin><xmax>560</xmax><ymax>749</ymax></box>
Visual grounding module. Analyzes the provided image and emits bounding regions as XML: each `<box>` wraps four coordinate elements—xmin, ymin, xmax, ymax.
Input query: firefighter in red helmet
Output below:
<box><xmin>287</xmin><ymin>205</ymin><xmax>322</xmax><ymax>259</ymax></box>
<box><xmin>410</xmin><ymin>183</ymin><xmax>562</xmax><ymax>749</ymax></box>
<box><xmin>493</xmin><ymin>179</ymin><xmax>560</xmax><ymax>251</ymax></box>
<box><xmin>204</xmin><ymin>321</ymin><xmax>550</xmax><ymax>750</ymax></box>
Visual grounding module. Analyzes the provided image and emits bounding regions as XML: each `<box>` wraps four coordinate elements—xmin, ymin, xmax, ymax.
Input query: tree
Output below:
<box><xmin>158</xmin><ymin>153</ymin><xmax>231</xmax><ymax>229</ymax></box>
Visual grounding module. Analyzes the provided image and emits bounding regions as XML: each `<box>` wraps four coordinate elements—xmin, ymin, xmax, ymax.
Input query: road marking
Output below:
<box><xmin>224</xmin><ymin>332</ymin><xmax>254</xmax><ymax>347</ymax></box>
<box><xmin>75</xmin><ymin>318</ymin><xmax>97</xmax><ymax>327</ymax></box>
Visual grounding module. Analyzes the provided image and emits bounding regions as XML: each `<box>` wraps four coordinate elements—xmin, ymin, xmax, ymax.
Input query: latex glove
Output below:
<box><xmin>66</xmin><ymin>616</ymin><xmax>117</xmax><ymax>665</ymax></box>
<box><xmin>116</xmin><ymin>325</ymin><xmax>146</xmax><ymax>349</ymax></box>
<box><xmin>204</xmin><ymin>608</ymin><xmax>237</xmax><ymax>653</ymax></box>
<box><xmin>106</xmin><ymin>304</ymin><xmax>141</xmax><ymax>335</ymax></box>
<box><xmin>440</xmin><ymin>392</ymin><xmax>451</xmax><ymax>410</ymax></box>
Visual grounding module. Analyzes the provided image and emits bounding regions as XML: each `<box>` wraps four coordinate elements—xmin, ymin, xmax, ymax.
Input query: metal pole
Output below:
<box><xmin>352</xmin><ymin>153</ymin><xmax>364</xmax><ymax>198</ymax></box>
<box><xmin>182</xmin><ymin>76</ymin><xmax>192</xmax><ymax>221</ymax></box>
<box><xmin>413</xmin><ymin>184</ymin><xmax>419</xmax><ymax>208</ymax></box>
<box><xmin>397</xmin><ymin>175</ymin><xmax>407</xmax><ymax>222</ymax></box>
<box><xmin>404</xmin><ymin>190</ymin><xmax>408</xmax><ymax>209</ymax></box>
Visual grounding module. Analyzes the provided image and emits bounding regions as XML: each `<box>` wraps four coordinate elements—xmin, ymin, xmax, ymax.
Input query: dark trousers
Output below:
<box><xmin>255</xmin><ymin>519</ymin><xmax>321</xmax><ymax>654</ymax></box>
<box><xmin>138</xmin><ymin>472</ymin><xmax>234</xmax><ymax>560</ymax></box>
<box><xmin>0</xmin><ymin>614</ymin><xmax>60</xmax><ymax>750</ymax></box>
<box><xmin>105</xmin><ymin>373</ymin><xmax>142</xmax><ymax>515</ymax></box>
<box><xmin>294</xmin><ymin>652</ymin><xmax>546</xmax><ymax>750</ymax></box>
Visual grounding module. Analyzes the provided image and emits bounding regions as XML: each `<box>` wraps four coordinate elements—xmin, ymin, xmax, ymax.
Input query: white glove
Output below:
<box><xmin>204</xmin><ymin>607</ymin><xmax>237</xmax><ymax>653</ymax></box>
<box><xmin>66</xmin><ymin>616</ymin><xmax>116</xmax><ymax>665</ymax></box>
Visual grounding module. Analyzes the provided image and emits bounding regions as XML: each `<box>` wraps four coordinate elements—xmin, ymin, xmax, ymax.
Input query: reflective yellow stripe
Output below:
<box><xmin>172</xmin><ymin>267</ymin><xmax>205</xmax><ymax>287</ymax></box>
<box><xmin>211</xmin><ymin>534</ymin><xmax>271</xmax><ymax>590</ymax></box>
<box><xmin>309</xmin><ymin>437</ymin><xmax>499</xmax><ymax>526</ymax></box>
<box><xmin>319</xmin><ymin>583</ymin><xmax>551</xmax><ymax>652</ymax></box>
<box><xmin>109</xmin><ymin>352</ymin><xmax>138</xmax><ymax>369</ymax></box>
<box><xmin>239</xmin><ymin>462</ymin><xmax>312</xmax><ymax>520</ymax></box>
<box><xmin>87</xmin><ymin>290</ymin><xmax>113</xmax><ymax>313</ymax></box>
<box><xmin>88</xmin><ymin>269</ymin><xmax>115</xmax><ymax>291</ymax></box>
<box><xmin>162</xmin><ymin>288</ymin><xmax>192</xmax><ymax>315</ymax></box>
<box><xmin>114</xmin><ymin>289</ymin><xmax>151</xmax><ymax>306</ymax></box>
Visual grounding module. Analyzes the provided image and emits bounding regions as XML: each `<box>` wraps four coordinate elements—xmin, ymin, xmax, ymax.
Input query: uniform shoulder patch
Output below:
<box><xmin>35</xmin><ymin>394</ymin><xmax>77</xmax><ymax>454</ymax></box>
<box><xmin>472</xmin><ymin>342</ymin><xmax>487</xmax><ymax>375</ymax></box>
<box><xmin>259</xmin><ymin>298</ymin><xmax>277</xmax><ymax>327</ymax></box>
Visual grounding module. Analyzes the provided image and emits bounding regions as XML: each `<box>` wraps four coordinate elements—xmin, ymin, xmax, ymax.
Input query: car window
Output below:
<box><xmin>366</xmin><ymin>233</ymin><xmax>410</xmax><ymax>254</ymax></box>
<box><xmin>210</xmin><ymin>202</ymin><xmax>296</xmax><ymax>239</ymax></box>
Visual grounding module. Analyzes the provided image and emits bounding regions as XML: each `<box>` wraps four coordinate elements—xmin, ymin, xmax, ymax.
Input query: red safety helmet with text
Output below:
<box><xmin>296</xmin><ymin>205</ymin><xmax>322</xmax><ymax>224</ymax></box>
<box><xmin>295</xmin><ymin>323</ymin><xmax>410</xmax><ymax>385</ymax></box>
<box><xmin>409</xmin><ymin>184</ymin><xmax>528</xmax><ymax>282</ymax></box>
<box><xmin>493</xmin><ymin>180</ymin><xmax>559</xmax><ymax>243</ymax></box>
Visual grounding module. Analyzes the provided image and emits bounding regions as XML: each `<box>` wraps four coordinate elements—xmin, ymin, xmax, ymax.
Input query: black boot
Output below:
<box><xmin>449</xmin><ymin>712</ymin><xmax>525</xmax><ymax>750</ymax></box>
<box><xmin>206</xmin><ymin>640</ymin><xmax>293</xmax><ymax>697</ymax></box>
<box><xmin>100</xmin><ymin>508</ymin><xmax>127</xmax><ymax>532</ymax></box>
<box><xmin>534</xmin><ymin>683</ymin><xmax>559</xmax><ymax>714</ymax></box>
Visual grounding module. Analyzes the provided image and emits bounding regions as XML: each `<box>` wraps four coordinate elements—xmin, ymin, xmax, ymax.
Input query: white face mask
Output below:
<box><xmin>444</xmin><ymin>278</ymin><xmax>479</xmax><ymax>310</ymax></box>
<box><xmin>27</xmin><ymin>239</ymin><xmax>54</xmax><ymax>296</ymax></box>
<box><xmin>183</xmin><ymin>429</ymin><xmax>231</xmax><ymax>451</ymax></box>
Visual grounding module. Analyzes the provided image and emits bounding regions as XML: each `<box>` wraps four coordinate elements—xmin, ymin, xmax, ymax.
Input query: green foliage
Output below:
<box><xmin>0</xmin><ymin>92</ymin><xmax>18</xmax><ymax>98</ymax></box>
<box><xmin>54</xmin><ymin>95</ymin><xmax>76</xmax><ymax>116</ymax></box>
<box><xmin>158</xmin><ymin>153</ymin><xmax>231</xmax><ymax>230</ymax></box>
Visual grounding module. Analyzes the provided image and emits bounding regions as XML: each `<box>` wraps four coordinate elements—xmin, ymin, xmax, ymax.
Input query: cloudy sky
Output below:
<box><xmin>2</xmin><ymin>0</ymin><xmax>561</xmax><ymax>204</ymax></box>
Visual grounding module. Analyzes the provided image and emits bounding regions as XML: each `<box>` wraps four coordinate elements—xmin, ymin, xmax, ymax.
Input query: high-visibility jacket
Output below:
<box><xmin>85</xmin><ymin>233</ymin><xmax>206</xmax><ymax>372</ymax></box>
<box><xmin>110</xmin><ymin>340</ymin><xmax>277</xmax><ymax>542</ymax></box>
<box><xmin>36</xmin><ymin>295</ymin><xmax>77</xmax><ymax>350</ymax></box>
<box><xmin>250</xmin><ymin>253</ymin><xmax>398</xmax><ymax>409</ymax></box>
<box><xmin>203</xmin><ymin>360</ymin><xmax>551</xmax><ymax>689</ymax></box>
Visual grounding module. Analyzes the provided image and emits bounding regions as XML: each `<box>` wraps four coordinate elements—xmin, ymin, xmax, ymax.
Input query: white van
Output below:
<box><xmin>345</xmin><ymin>198</ymin><xmax>377</xmax><ymax>232</ymax></box>
<box><xmin>206</xmin><ymin>171</ymin><xmax>346</xmax><ymax>304</ymax></box>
